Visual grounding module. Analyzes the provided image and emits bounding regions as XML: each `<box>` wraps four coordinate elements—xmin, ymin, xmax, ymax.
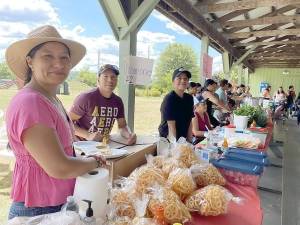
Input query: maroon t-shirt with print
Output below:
<box><xmin>70</xmin><ymin>88</ymin><xmax>124</xmax><ymax>138</ymax></box>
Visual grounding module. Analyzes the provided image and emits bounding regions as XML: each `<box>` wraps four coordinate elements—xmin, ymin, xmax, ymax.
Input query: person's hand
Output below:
<box><xmin>87</xmin><ymin>154</ymin><xmax>109</xmax><ymax>169</ymax></box>
<box><xmin>86</xmin><ymin>131</ymin><xmax>103</xmax><ymax>141</ymax></box>
<box><xmin>203</xmin><ymin>131</ymin><xmax>209</xmax><ymax>138</ymax></box>
<box><xmin>126</xmin><ymin>133</ymin><xmax>137</xmax><ymax>145</ymax></box>
<box><xmin>222</xmin><ymin>108</ymin><xmax>230</xmax><ymax>113</ymax></box>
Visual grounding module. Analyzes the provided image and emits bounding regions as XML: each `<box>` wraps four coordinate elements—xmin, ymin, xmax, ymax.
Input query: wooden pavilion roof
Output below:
<box><xmin>155</xmin><ymin>0</ymin><xmax>300</xmax><ymax>70</ymax></box>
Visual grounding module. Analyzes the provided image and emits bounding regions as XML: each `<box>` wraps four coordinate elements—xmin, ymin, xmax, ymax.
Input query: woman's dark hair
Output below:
<box><xmin>228</xmin><ymin>98</ymin><xmax>235</xmax><ymax>107</ymax></box>
<box><xmin>189</xmin><ymin>81</ymin><xmax>197</xmax><ymax>89</ymax></box>
<box><xmin>25</xmin><ymin>43</ymin><xmax>46</xmax><ymax>85</ymax></box>
<box><xmin>25</xmin><ymin>42</ymin><xmax>70</xmax><ymax>85</ymax></box>
<box><xmin>277</xmin><ymin>86</ymin><xmax>284</xmax><ymax>94</ymax></box>
<box><xmin>219</xmin><ymin>79</ymin><xmax>228</xmax><ymax>87</ymax></box>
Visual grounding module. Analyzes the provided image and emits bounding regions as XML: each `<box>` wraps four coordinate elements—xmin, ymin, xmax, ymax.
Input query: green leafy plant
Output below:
<box><xmin>253</xmin><ymin>107</ymin><xmax>268</xmax><ymax>127</ymax></box>
<box><xmin>233</xmin><ymin>105</ymin><xmax>256</xmax><ymax>118</ymax></box>
<box><xmin>234</xmin><ymin>105</ymin><xmax>268</xmax><ymax>127</ymax></box>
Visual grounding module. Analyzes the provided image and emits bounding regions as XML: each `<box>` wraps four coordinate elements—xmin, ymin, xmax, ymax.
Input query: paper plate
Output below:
<box><xmin>73</xmin><ymin>141</ymin><xmax>102</xmax><ymax>152</ymax></box>
<box><xmin>73</xmin><ymin>141</ymin><xmax>128</xmax><ymax>158</ymax></box>
<box><xmin>100</xmin><ymin>148</ymin><xmax>129</xmax><ymax>159</ymax></box>
<box><xmin>83</xmin><ymin>146</ymin><xmax>128</xmax><ymax>159</ymax></box>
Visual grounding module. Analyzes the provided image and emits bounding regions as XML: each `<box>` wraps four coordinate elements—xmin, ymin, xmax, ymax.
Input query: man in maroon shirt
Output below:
<box><xmin>69</xmin><ymin>64</ymin><xmax>136</xmax><ymax>145</ymax></box>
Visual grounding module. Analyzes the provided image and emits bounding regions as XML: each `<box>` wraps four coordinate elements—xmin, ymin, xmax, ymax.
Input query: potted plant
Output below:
<box><xmin>233</xmin><ymin>105</ymin><xmax>256</xmax><ymax>130</ymax></box>
<box><xmin>253</xmin><ymin>106</ymin><xmax>268</xmax><ymax>128</ymax></box>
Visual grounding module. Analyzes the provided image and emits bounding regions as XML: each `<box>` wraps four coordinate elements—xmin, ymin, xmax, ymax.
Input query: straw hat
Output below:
<box><xmin>5</xmin><ymin>25</ymin><xmax>86</xmax><ymax>81</ymax></box>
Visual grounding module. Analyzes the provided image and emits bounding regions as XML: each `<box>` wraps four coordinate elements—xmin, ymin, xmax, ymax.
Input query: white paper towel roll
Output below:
<box><xmin>73</xmin><ymin>168</ymin><xmax>109</xmax><ymax>220</ymax></box>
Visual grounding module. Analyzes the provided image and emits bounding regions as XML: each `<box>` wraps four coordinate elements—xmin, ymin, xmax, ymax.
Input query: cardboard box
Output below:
<box><xmin>108</xmin><ymin>144</ymin><xmax>156</xmax><ymax>181</ymax></box>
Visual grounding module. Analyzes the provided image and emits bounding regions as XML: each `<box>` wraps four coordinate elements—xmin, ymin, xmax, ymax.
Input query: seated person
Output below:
<box><xmin>158</xmin><ymin>67</ymin><xmax>194</xmax><ymax>142</ymax></box>
<box><xmin>188</xmin><ymin>81</ymin><xmax>199</xmax><ymax>103</ymax></box>
<box><xmin>192</xmin><ymin>97</ymin><xmax>213</xmax><ymax>144</ymax></box>
<box><xmin>69</xmin><ymin>64</ymin><xmax>136</xmax><ymax>145</ymax></box>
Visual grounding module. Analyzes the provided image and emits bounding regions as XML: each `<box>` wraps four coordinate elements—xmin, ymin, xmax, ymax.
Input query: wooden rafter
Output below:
<box><xmin>253</xmin><ymin>47</ymin><xmax>300</xmax><ymax>54</ymax></box>
<box><xmin>226</xmin><ymin>28</ymin><xmax>300</xmax><ymax>39</ymax></box>
<box><xmin>161</xmin><ymin>0</ymin><xmax>254</xmax><ymax>70</ymax></box>
<box><xmin>223</xmin><ymin>15</ymin><xmax>300</xmax><ymax>28</ymax></box>
<box><xmin>216</xmin><ymin>9</ymin><xmax>251</xmax><ymax>23</ymax></box>
<box><xmin>234</xmin><ymin>40</ymin><xmax>300</xmax><ymax>47</ymax></box>
<box><xmin>197</xmin><ymin>0</ymin><xmax>300</xmax><ymax>13</ymax></box>
<box><xmin>253</xmin><ymin>64</ymin><xmax>300</xmax><ymax>68</ymax></box>
<box><xmin>250</xmin><ymin>56</ymin><xmax>300</xmax><ymax>60</ymax></box>
<box><xmin>225</xmin><ymin>5</ymin><xmax>297</xmax><ymax>34</ymax></box>
<box><xmin>253</xmin><ymin>35</ymin><xmax>298</xmax><ymax>51</ymax></box>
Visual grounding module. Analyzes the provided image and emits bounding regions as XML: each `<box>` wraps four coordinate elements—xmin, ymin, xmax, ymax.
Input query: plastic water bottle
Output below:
<box><xmin>61</xmin><ymin>196</ymin><xmax>79</xmax><ymax>213</ymax></box>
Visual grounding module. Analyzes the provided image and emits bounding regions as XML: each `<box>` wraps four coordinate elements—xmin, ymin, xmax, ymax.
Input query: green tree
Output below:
<box><xmin>77</xmin><ymin>66</ymin><xmax>97</xmax><ymax>87</ymax></box>
<box><xmin>0</xmin><ymin>62</ymin><xmax>13</xmax><ymax>79</ymax></box>
<box><xmin>153</xmin><ymin>43</ymin><xmax>200</xmax><ymax>93</ymax></box>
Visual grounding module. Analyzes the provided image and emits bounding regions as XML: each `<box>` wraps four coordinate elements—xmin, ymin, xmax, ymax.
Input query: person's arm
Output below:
<box><xmin>167</xmin><ymin>120</ymin><xmax>176</xmax><ymax>141</ymax></box>
<box><xmin>187</xmin><ymin>120</ymin><xmax>193</xmax><ymax>143</ymax></box>
<box><xmin>203</xmin><ymin>91</ymin><xmax>230</xmax><ymax>112</ymax></box>
<box><xmin>205</xmin><ymin>112</ymin><xmax>213</xmax><ymax>130</ymax></box>
<box><xmin>22</xmin><ymin>124</ymin><xmax>105</xmax><ymax>179</ymax></box>
<box><xmin>192</xmin><ymin>116</ymin><xmax>206</xmax><ymax>137</ymax></box>
<box><xmin>117</xmin><ymin>118</ymin><xmax>136</xmax><ymax>145</ymax></box>
<box><xmin>69</xmin><ymin>111</ymin><xmax>103</xmax><ymax>141</ymax></box>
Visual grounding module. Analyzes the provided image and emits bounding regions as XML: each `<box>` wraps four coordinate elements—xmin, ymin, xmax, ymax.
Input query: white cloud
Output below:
<box><xmin>152</xmin><ymin>11</ymin><xmax>189</xmax><ymax>35</ymax></box>
<box><xmin>0</xmin><ymin>1</ymin><xmax>176</xmax><ymax>72</ymax></box>
<box><xmin>138</xmin><ymin>30</ymin><xmax>175</xmax><ymax>44</ymax></box>
<box><xmin>0</xmin><ymin>0</ymin><xmax>59</xmax><ymax>23</ymax></box>
<box><xmin>136</xmin><ymin>30</ymin><xmax>175</xmax><ymax>59</ymax></box>
<box><xmin>0</xmin><ymin>0</ymin><xmax>60</xmax><ymax>61</ymax></box>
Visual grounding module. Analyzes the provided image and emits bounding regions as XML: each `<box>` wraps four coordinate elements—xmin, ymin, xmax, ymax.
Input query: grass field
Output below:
<box><xmin>0</xmin><ymin>80</ymin><xmax>163</xmax><ymax>224</ymax></box>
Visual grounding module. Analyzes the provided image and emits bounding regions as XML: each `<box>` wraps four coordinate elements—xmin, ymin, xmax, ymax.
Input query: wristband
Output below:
<box><xmin>87</xmin><ymin>155</ymin><xmax>103</xmax><ymax>168</ymax></box>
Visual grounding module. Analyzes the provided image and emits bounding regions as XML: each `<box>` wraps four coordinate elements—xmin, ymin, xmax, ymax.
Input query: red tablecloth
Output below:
<box><xmin>257</xmin><ymin>123</ymin><xmax>273</xmax><ymax>151</ymax></box>
<box><xmin>188</xmin><ymin>182</ymin><xmax>263</xmax><ymax>225</ymax></box>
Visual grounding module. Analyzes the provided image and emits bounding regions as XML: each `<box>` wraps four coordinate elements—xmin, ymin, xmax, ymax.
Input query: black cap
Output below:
<box><xmin>98</xmin><ymin>64</ymin><xmax>119</xmax><ymax>76</ymax></box>
<box><xmin>204</xmin><ymin>79</ymin><xmax>217</xmax><ymax>88</ymax></box>
<box><xmin>172</xmin><ymin>67</ymin><xmax>191</xmax><ymax>81</ymax></box>
<box><xmin>189</xmin><ymin>81</ymin><xmax>197</xmax><ymax>88</ymax></box>
<box><xmin>194</xmin><ymin>95</ymin><xmax>207</xmax><ymax>106</ymax></box>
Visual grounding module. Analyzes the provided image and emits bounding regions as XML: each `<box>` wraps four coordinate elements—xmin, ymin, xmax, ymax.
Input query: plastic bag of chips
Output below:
<box><xmin>190</xmin><ymin>163</ymin><xmax>226</xmax><ymax>187</ymax></box>
<box><xmin>173</xmin><ymin>137</ymin><xmax>199</xmax><ymax>168</ymax></box>
<box><xmin>148</xmin><ymin>185</ymin><xmax>191</xmax><ymax>224</ymax></box>
<box><xmin>185</xmin><ymin>184</ymin><xmax>242</xmax><ymax>216</ymax></box>
<box><xmin>167</xmin><ymin>168</ymin><xmax>197</xmax><ymax>200</ymax></box>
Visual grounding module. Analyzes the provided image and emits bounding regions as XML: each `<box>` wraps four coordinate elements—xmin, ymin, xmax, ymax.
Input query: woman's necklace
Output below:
<box><xmin>26</xmin><ymin>84</ymin><xmax>68</xmax><ymax>120</ymax></box>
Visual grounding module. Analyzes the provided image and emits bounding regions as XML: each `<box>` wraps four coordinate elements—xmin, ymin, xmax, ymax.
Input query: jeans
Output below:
<box><xmin>8</xmin><ymin>202</ymin><xmax>62</xmax><ymax>220</ymax></box>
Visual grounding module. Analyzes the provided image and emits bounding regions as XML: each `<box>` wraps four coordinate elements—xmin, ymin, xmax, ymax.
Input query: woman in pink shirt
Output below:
<box><xmin>5</xmin><ymin>25</ymin><xmax>106</xmax><ymax>220</ymax></box>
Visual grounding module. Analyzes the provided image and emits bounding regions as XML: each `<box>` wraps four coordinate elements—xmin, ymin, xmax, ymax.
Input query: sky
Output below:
<box><xmin>0</xmin><ymin>0</ymin><xmax>223</xmax><ymax>75</ymax></box>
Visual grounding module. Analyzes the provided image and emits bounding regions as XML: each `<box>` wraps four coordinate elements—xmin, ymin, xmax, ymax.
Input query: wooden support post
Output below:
<box><xmin>222</xmin><ymin>51</ymin><xmax>230</xmax><ymax>80</ymax></box>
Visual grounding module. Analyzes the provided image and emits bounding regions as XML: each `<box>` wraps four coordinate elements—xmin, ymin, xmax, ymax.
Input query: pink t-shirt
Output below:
<box><xmin>5</xmin><ymin>88</ymin><xmax>75</xmax><ymax>207</ymax></box>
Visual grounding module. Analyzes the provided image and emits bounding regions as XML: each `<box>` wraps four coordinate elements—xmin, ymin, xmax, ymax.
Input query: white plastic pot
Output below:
<box><xmin>233</xmin><ymin>114</ymin><xmax>249</xmax><ymax>130</ymax></box>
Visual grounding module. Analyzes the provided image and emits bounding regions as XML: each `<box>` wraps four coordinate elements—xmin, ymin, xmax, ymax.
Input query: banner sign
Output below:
<box><xmin>202</xmin><ymin>53</ymin><xmax>213</xmax><ymax>79</ymax></box>
<box><xmin>124</xmin><ymin>56</ymin><xmax>154</xmax><ymax>85</ymax></box>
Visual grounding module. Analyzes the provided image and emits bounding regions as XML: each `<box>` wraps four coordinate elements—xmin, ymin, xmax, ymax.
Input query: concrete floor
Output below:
<box><xmin>259</xmin><ymin>119</ymin><xmax>300</xmax><ymax>225</ymax></box>
<box><xmin>281</xmin><ymin>119</ymin><xmax>300</xmax><ymax>225</ymax></box>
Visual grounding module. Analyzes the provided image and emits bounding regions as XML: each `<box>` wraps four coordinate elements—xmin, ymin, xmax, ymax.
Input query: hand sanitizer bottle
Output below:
<box><xmin>81</xmin><ymin>200</ymin><xmax>96</xmax><ymax>225</ymax></box>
